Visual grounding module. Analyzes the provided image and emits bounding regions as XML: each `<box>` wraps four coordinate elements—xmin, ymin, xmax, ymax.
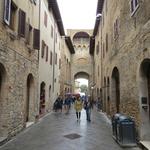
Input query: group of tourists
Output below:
<box><xmin>53</xmin><ymin>94</ymin><xmax>95</xmax><ymax>122</ymax></box>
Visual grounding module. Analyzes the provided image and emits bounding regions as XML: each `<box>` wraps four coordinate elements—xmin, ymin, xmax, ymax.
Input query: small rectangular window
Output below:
<box><xmin>10</xmin><ymin>2</ymin><xmax>17</xmax><ymax>30</ymax></box>
<box><xmin>33</xmin><ymin>28</ymin><xmax>40</xmax><ymax>50</ymax></box>
<box><xmin>96</xmin><ymin>42</ymin><xmax>99</xmax><ymax>55</ymax></box>
<box><xmin>4</xmin><ymin>0</ymin><xmax>11</xmax><ymax>25</ymax></box>
<box><xmin>46</xmin><ymin>46</ymin><xmax>48</xmax><ymax>62</ymax></box>
<box><xmin>59</xmin><ymin>59</ymin><xmax>61</xmax><ymax>69</ymax></box>
<box><xmin>103</xmin><ymin>43</ymin><xmax>105</xmax><ymax>58</ymax></box>
<box><xmin>41</xmin><ymin>40</ymin><xmax>45</xmax><ymax>58</ymax></box>
<box><xmin>56</xmin><ymin>33</ymin><xmax>57</xmax><ymax>43</ymax></box>
<box><xmin>114</xmin><ymin>18</ymin><xmax>119</xmax><ymax>40</ymax></box>
<box><xmin>50</xmin><ymin>51</ymin><xmax>52</xmax><ymax>65</ymax></box>
<box><xmin>18</xmin><ymin>9</ymin><xmax>26</xmax><ymax>37</ymax></box>
<box><xmin>106</xmin><ymin>34</ymin><xmax>108</xmax><ymax>52</ymax></box>
<box><xmin>44</xmin><ymin>11</ymin><xmax>47</xmax><ymax>27</ymax></box>
<box><xmin>4</xmin><ymin>0</ymin><xmax>17</xmax><ymax>30</ymax></box>
<box><xmin>55</xmin><ymin>53</ymin><xmax>57</xmax><ymax>65</ymax></box>
<box><xmin>51</xmin><ymin>25</ymin><xmax>53</xmax><ymax>38</ymax></box>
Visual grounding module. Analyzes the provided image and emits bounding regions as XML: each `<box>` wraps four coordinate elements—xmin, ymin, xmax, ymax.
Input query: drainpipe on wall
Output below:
<box><xmin>52</xmin><ymin>22</ymin><xmax>56</xmax><ymax>92</ymax></box>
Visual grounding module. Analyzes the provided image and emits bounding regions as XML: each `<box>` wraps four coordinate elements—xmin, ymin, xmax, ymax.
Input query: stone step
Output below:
<box><xmin>140</xmin><ymin>141</ymin><xmax>150</xmax><ymax>150</ymax></box>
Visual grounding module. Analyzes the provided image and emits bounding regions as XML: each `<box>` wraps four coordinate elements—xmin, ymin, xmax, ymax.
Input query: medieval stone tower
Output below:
<box><xmin>67</xmin><ymin>29</ymin><xmax>93</xmax><ymax>95</ymax></box>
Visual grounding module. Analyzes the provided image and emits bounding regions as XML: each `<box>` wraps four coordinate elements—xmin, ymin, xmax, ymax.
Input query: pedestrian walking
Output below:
<box><xmin>74</xmin><ymin>96</ymin><xmax>83</xmax><ymax>121</ymax></box>
<box><xmin>64</xmin><ymin>95</ymin><xmax>71</xmax><ymax>112</ymax></box>
<box><xmin>84</xmin><ymin>96</ymin><xmax>93</xmax><ymax>122</ymax></box>
<box><xmin>53</xmin><ymin>95</ymin><xmax>63</xmax><ymax>112</ymax></box>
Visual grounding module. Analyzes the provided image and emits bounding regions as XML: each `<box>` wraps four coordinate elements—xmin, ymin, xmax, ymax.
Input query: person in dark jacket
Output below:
<box><xmin>53</xmin><ymin>96</ymin><xmax>63</xmax><ymax>112</ymax></box>
<box><xmin>84</xmin><ymin>96</ymin><xmax>93</xmax><ymax>122</ymax></box>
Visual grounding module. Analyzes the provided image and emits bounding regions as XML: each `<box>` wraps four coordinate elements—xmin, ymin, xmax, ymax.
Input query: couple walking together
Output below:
<box><xmin>74</xmin><ymin>96</ymin><xmax>93</xmax><ymax>122</ymax></box>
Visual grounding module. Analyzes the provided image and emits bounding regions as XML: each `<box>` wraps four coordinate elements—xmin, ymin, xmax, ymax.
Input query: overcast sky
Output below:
<box><xmin>57</xmin><ymin>0</ymin><xmax>98</xmax><ymax>30</ymax></box>
<box><xmin>76</xmin><ymin>79</ymin><xmax>88</xmax><ymax>86</ymax></box>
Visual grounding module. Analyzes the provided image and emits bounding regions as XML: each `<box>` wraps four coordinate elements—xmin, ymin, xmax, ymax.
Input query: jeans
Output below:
<box><xmin>86</xmin><ymin>108</ymin><xmax>91</xmax><ymax>121</ymax></box>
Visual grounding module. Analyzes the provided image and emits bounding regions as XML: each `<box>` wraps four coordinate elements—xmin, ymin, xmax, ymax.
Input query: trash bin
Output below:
<box><xmin>112</xmin><ymin>113</ymin><xmax>123</xmax><ymax>140</ymax></box>
<box><xmin>116</xmin><ymin>115</ymin><xmax>137</xmax><ymax>147</ymax></box>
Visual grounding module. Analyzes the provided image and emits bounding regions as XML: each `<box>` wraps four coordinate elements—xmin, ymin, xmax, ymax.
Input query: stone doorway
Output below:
<box><xmin>107</xmin><ymin>77</ymin><xmax>110</xmax><ymax>115</ymax></box>
<box><xmin>39</xmin><ymin>82</ymin><xmax>46</xmax><ymax>115</ymax></box>
<box><xmin>111</xmin><ymin>67</ymin><xmax>120</xmax><ymax>113</ymax></box>
<box><xmin>139</xmin><ymin>59</ymin><xmax>150</xmax><ymax>140</ymax></box>
<box><xmin>0</xmin><ymin>63</ymin><xmax>7</xmax><ymax>136</ymax></box>
<box><xmin>26</xmin><ymin>74</ymin><xmax>34</xmax><ymax>122</ymax></box>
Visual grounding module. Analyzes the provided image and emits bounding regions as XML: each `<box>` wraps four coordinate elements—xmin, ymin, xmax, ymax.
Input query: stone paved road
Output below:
<box><xmin>0</xmin><ymin>107</ymin><xmax>141</xmax><ymax>150</ymax></box>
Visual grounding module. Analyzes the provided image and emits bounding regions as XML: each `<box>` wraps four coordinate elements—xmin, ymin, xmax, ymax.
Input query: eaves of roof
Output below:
<box><xmin>65</xmin><ymin>36</ymin><xmax>75</xmax><ymax>54</ymax></box>
<box><xmin>48</xmin><ymin>0</ymin><xmax>65</xmax><ymax>36</ymax></box>
<box><xmin>90</xmin><ymin>0</ymin><xmax>104</xmax><ymax>55</ymax></box>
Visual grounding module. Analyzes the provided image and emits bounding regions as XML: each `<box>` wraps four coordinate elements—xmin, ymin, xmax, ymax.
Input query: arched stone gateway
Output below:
<box><xmin>26</xmin><ymin>74</ymin><xmax>34</xmax><ymax>123</ymax></box>
<box><xmin>74</xmin><ymin>71</ymin><xmax>89</xmax><ymax>80</ymax></box>
<box><xmin>0</xmin><ymin>63</ymin><xmax>7</xmax><ymax>136</ymax></box>
<box><xmin>74</xmin><ymin>72</ymin><xmax>90</xmax><ymax>95</ymax></box>
<box><xmin>39</xmin><ymin>82</ymin><xmax>46</xmax><ymax>115</ymax></box>
<box><xmin>138</xmin><ymin>59</ymin><xmax>150</xmax><ymax>141</ymax></box>
<box><xmin>111</xmin><ymin>67</ymin><xmax>120</xmax><ymax>113</ymax></box>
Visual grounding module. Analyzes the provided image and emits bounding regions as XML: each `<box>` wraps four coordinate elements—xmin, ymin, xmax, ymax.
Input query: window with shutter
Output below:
<box><xmin>55</xmin><ymin>53</ymin><xmax>57</xmax><ymax>65</ymax></box>
<box><xmin>51</xmin><ymin>25</ymin><xmax>53</xmax><ymax>38</ymax></box>
<box><xmin>33</xmin><ymin>0</ymin><xmax>37</xmax><ymax>5</ymax></box>
<box><xmin>59</xmin><ymin>59</ymin><xmax>61</xmax><ymax>69</ymax></box>
<box><xmin>55</xmin><ymin>33</ymin><xmax>57</xmax><ymax>43</ymax></box>
<box><xmin>4</xmin><ymin>0</ymin><xmax>11</xmax><ymax>25</ymax></box>
<box><xmin>46</xmin><ymin>46</ymin><xmax>48</xmax><ymax>62</ymax></box>
<box><xmin>44</xmin><ymin>11</ymin><xmax>47</xmax><ymax>27</ymax></box>
<box><xmin>33</xmin><ymin>28</ymin><xmax>40</xmax><ymax>50</ymax></box>
<box><xmin>131</xmin><ymin>0</ymin><xmax>139</xmax><ymax>15</ymax></box>
<box><xmin>96</xmin><ymin>42</ymin><xmax>99</xmax><ymax>55</ymax></box>
<box><xmin>103</xmin><ymin>42</ymin><xmax>105</xmax><ymax>58</ymax></box>
<box><xmin>41</xmin><ymin>40</ymin><xmax>45</xmax><ymax>58</ymax></box>
<box><xmin>10</xmin><ymin>2</ymin><xmax>17</xmax><ymax>30</ymax></box>
<box><xmin>106</xmin><ymin>34</ymin><xmax>108</xmax><ymax>52</ymax></box>
<box><xmin>18</xmin><ymin>9</ymin><xmax>26</xmax><ymax>37</ymax></box>
<box><xmin>50</xmin><ymin>51</ymin><xmax>52</xmax><ymax>65</ymax></box>
<box><xmin>114</xmin><ymin>19</ymin><xmax>119</xmax><ymax>40</ymax></box>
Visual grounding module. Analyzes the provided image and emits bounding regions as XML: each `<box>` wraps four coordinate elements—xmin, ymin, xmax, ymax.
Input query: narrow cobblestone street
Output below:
<box><xmin>0</xmin><ymin>106</ymin><xmax>140</xmax><ymax>150</ymax></box>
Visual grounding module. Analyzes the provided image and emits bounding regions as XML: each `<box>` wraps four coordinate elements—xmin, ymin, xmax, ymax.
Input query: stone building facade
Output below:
<box><xmin>67</xmin><ymin>29</ymin><xmax>94</xmax><ymax>95</ymax></box>
<box><xmin>0</xmin><ymin>0</ymin><xmax>39</xmax><ymax>139</ymax></box>
<box><xmin>39</xmin><ymin>0</ymin><xmax>64</xmax><ymax>115</ymax></box>
<box><xmin>92</xmin><ymin>0</ymin><xmax>150</xmax><ymax>141</ymax></box>
<box><xmin>59</xmin><ymin>36</ymin><xmax>74</xmax><ymax>98</ymax></box>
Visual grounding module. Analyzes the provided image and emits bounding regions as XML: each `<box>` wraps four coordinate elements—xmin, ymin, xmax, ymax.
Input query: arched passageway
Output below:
<box><xmin>74</xmin><ymin>72</ymin><xmax>89</xmax><ymax>96</ymax></box>
<box><xmin>26</xmin><ymin>74</ymin><xmax>34</xmax><ymax>122</ymax></box>
<box><xmin>111</xmin><ymin>67</ymin><xmax>120</xmax><ymax>113</ymax></box>
<box><xmin>139</xmin><ymin>59</ymin><xmax>150</xmax><ymax>140</ymax></box>
<box><xmin>39</xmin><ymin>82</ymin><xmax>46</xmax><ymax>115</ymax></box>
